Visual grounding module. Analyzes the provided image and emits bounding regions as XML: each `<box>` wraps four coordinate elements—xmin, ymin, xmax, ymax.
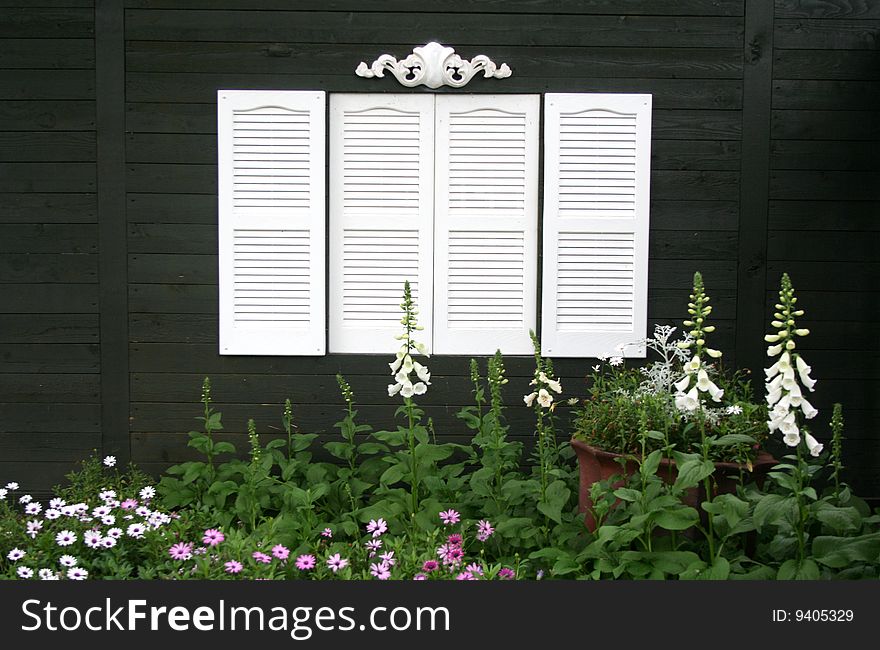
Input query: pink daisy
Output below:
<box><xmin>295</xmin><ymin>554</ymin><xmax>316</xmax><ymax>571</ymax></box>
<box><xmin>202</xmin><ymin>529</ymin><xmax>224</xmax><ymax>547</ymax></box>
<box><xmin>119</xmin><ymin>499</ymin><xmax>138</xmax><ymax>510</ymax></box>
<box><xmin>168</xmin><ymin>542</ymin><xmax>193</xmax><ymax>561</ymax></box>
<box><xmin>321</xmin><ymin>528</ymin><xmax>333</xmax><ymax>538</ymax></box>
<box><xmin>498</xmin><ymin>567</ymin><xmax>515</xmax><ymax>580</ymax></box>
<box><xmin>379</xmin><ymin>551</ymin><xmax>396</xmax><ymax>566</ymax></box>
<box><xmin>447</xmin><ymin>533</ymin><xmax>463</xmax><ymax>546</ymax></box>
<box><xmin>271</xmin><ymin>544</ymin><xmax>290</xmax><ymax>560</ymax></box>
<box><xmin>326</xmin><ymin>553</ymin><xmax>349</xmax><ymax>573</ymax></box>
<box><xmin>366</xmin><ymin>518</ymin><xmax>387</xmax><ymax>538</ymax></box>
<box><xmin>477</xmin><ymin>520</ymin><xmax>494</xmax><ymax>542</ymax></box>
<box><xmin>224</xmin><ymin>561</ymin><xmax>242</xmax><ymax>574</ymax></box>
<box><xmin>439</xmin><ymin>509</ymin><xmax>460</xmax><ymax>525</ymax></box>
<box><xmin>413</xmin><ymin>573</ymin><xmax>427</xmax><ymax>580</ymax></box>
<box><xmin>252</xmin><ymin>552</ymin><xmax>271</xmax><ymax>564</ymax></box>
<box><xmin>422</xmin><ymin>560</ymin><xmax>439</xmax><ymax>573</ymax></box>
<box><xmin>370</xmin><ymin>561</ymin><xmax>391</xmax><ymax>580</ymax></box>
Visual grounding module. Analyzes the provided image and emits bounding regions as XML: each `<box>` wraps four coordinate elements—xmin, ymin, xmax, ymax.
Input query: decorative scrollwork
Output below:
<box><xmin>355</xmin><ymin>41</ymin><xmax>511</xmax><ymax>89</ymax></box>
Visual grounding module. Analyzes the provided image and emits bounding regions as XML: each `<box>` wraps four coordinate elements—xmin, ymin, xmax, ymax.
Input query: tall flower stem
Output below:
<box><xmin>698</xmin><ymin>413</ymin><xmax>716</xmax><ymax>562</ymax></box>
<box><xmin>405</xmin><ymin>397</ymin><xmax>419</xmax><ymax>517</ymax></box>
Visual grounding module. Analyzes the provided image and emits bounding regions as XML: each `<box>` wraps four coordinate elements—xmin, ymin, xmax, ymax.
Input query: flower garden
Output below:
<box><xmin>2</xmin><ymin>274</ymin><xmax>879</xmax><ymax>581</ymax></box>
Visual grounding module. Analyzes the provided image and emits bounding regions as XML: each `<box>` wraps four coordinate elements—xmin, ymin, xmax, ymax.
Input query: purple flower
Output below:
<box><xmin>202</xmin><ymin>529</ymin><xmax>224</xmax><ymax>547</ymax></box>
<box><xmin>365</xmin><ymin>539</ymin><xmax>382</xmax><ymax>556</ymax></box>
<box><xmin>456</xmin><ymin>571</ymin><xmax>475</xmax><ymax>581</ymax></box>
<box><xmin>120</xmin><ymin>499</ymin><xmax>138</xmax><ymax>510</ymax></box>
<box><xmin>295</xmin><ymin>554</ymin><xmax>316</xmax><ymax>571</ymax></box>
<box><xmin>169</xmin><ymin>542</ymin><xmax>193</xmax><ymax>561</ymax></box>
<box><xmin>326</xmin><ymin>554</ymin><xmax>349</xmax><ymax>573</ymax></box>
<box><xmin>413</xmin><ymin>573</ymin><xmax>427</xmax><ymax>581</ymax></box>
<box><xmin>439</xmin><ymin>509</ymin><xmax>460</xmax><ymax>525</ymax></box>
<box><xmin>272</xmin><ymin>545</ymin><xmax>290</xmax><ymax>560</ymax></box>
<box><xmin>477</xmin><ymin>519</ymin><xmax>494</xmax><ymax>542</ymax></box>
<box><xmin>422</xmin><ymin>560</ymin><xmax>439</xmax><ymax>573</ymax></box>
<box><xmin>366</xmin><ymin>518</ymin><xmax>387</xmax><ymax>538</ymax></box>
<box><xmin>252</xmin><ymin>552</ymin><xmax>272</xmax><ymax>564</ymax></box>
<box><xmin>379</xmin><ymin>550</ymin><xmax>396</xmax><ymax>566</ymax></box>
<box><xmin>224</xmin><ymin>561</ymin><xmax>242</xmax><ymax>574</ymax></box>
<box><xmin>447</xmin><ymin>534</ymin><xmax>463</xmax><ymax>546</ymax></box>
<box><xmin>498</xmin><ymin>567</ymin><xmax>515</xmax><ymax>580</ymax></box>
<box><xmin>370</xmin><ymin>561</ymin><xmax>391</xmax><ymax>580</ymax></box>
<box><xmin>321</xmin><ymin>528</ymin><xmax>333</xmax><ymax>538</ymax></box>
<box><xmin>436</xmin><ymin>544</ymin><xmax>463</xmax><ymax>567</ymax></box>
<box><xmin>465</xmin><ymin>562</ymin><xmax>484</xmax><ymax>576</ymax></box>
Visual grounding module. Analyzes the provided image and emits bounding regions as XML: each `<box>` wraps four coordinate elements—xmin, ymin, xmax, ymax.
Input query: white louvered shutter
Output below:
<box><xmin>541</xmin><ymin>93</ymin><xmax>652</xmax><ymax>358</ymax></box>
<box><xmin>217</xmin><ymin>90</ymin><xmax>325</xmax><ymax>355</ymax></box>
<box><xmin>433</xmin><ymin>95</ymin><xmax>539</xmax><ymax>355</ymax></box>
<box><xmin>329</xmin><ymin>94</ymin><xmax>435</xmax><ymax>353</ymax></box>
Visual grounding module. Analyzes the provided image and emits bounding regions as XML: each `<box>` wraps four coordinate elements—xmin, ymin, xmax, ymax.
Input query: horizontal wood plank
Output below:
<box><xmin>126</xmin><ymin>74</ymin><xmax>742</xmax><ymax>109</ymax></box>
<box><xmin>0</xmin><ymin>131</ymin><xmax>96</xmax><ymax>162</ymax></box>
<box><xmin>0</xmin><ymin>343</ymin><xmax>100</xmax><ymax>373</ymax></box>
<box><xmin>0</xmin><ymin>314</ymin><xmax>98</xmax><ymax>343</ymax></box>
<box><xmin>124</xmin><ymin>1</ymin><xmax>744</xmax><ymax>16</ymax></box>
<box><xmin>0</xmin><ymin>253</ymin><xmax>97</xmax><ymax>282</ymax></box>
<box><xmin>0</xmin><ymin>373</ymin><xmax>100</xmax><ymax>401</ymax></box>
<box><xmin>0</xmin><ymin>101</ymin><xmax>95</xmax><ymax>132</ymax></box>
<box><xmin>775</xmin><ymin>18</ymin><xmax>880</xmax><ymax>49</ymax></box>
<box><xmin>0</xmin><ymin>283</ymin><xmax>99</xmax><ymax>313</ymax></box>
<box><xmin>768</xmin><ymin>200</ymin><xmax>880</xmax><ymax>231</ymax></box>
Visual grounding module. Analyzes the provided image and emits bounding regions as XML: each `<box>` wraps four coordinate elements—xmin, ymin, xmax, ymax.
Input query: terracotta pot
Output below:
<box><xmin>570</xmin><ymin>438</ymin><xmax>777</xmax><ymax>531</ymax></box>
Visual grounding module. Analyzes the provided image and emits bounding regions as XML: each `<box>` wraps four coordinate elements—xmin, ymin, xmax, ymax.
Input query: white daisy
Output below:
<box><xmin>55</xmin><ymin>530</ymin><xmax>77</xmax><ymax>547</ymax></box>
<box><xmin>59</xmin><ymin>555</ymin><xmax>77</xmax><ymax>568</ymax></box>
<box><xmin>67</xmin><ymin>567</ymin><xmax>88</xmax><ymax>581</ymax></box>
<box><xmin>7</xmin><ymin>548</ymin><xmax>26</xmax><ymax>561</ymax></box>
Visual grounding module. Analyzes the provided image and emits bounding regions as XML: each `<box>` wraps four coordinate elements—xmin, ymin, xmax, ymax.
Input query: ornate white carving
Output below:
<box><xmin>355</xmin><ymin>41</ymin><xmax>511</xmax><ymax>89</ymax></box>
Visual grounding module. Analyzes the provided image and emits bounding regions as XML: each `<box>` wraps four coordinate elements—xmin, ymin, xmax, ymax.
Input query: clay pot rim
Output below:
<box><xmin>570</xmin><ymin>437</ymin><xmax>777</xmax><ymax>470</ymax></box>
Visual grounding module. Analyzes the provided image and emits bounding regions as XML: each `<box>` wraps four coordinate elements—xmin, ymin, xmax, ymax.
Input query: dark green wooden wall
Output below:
<box><xmin>1</xmin><ymin>0</ymin><xmax>877</xmax><ymax>496</ymax></box>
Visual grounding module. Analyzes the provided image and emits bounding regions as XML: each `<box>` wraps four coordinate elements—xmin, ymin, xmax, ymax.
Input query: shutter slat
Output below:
<box><xmin>542</xmin><ymin>93</ymin><xmax>651</xmax><ymax>358</ymax></box>
<box><xmin>218</xmin><ymin>90</ymin><xmax>325</xmax><ymax>355</ymax></box>
<box><xmin>330</xmin><ymin>94</ymin><xmax>434</xmax><ymax>353</ymax></box>
<box><xmin>433</xmin><ymin>95</ymin><xmax>539</xmax><ymax>354</ymax></box>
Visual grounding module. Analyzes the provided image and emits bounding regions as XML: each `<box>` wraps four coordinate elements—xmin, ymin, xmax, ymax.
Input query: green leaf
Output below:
<box><xmin>815</xmin><ymin>505</ymin><xmax>862</xmax><ymax>533</ymax></box>
<box><xmin>206</xmin><ymin>412</ymin><xmax>223</xmax><ymax>430</ymax></box>
<box><xmin>673</xmin><ymin>458</ymin><xmax>715</xmax><ymax>491</ymax></box>
<box><xmin>265</xmin><ymin>439</ymin><xmax>287</xmax><ymax>450</ymax></box>
<box><xmin>655</xmin><ymin>507</ymin><xmax>699</xmax><ymax>531</ymax></box>
<box><xmin>537</xmin><ymin>480</ymin><xmax>571</xmax><ymax>524</ymax></box>
<box><xmin>812</xmin><ymin>533</ymin><xmax>880</xmax><ymax>568</ymax></box>
<box><xmin>213</xmin><ymin>441</ymin><xmax>236</xmax><ymax>455</ymax></box>
<box><xmin>357</xmin><ymin>442</ymin><xmax>387</xmax><ymax>455</ymax></box>
<box><xmin>711</xmin><ymin>434</ymin><xmax>756</xmax><ymax>446</ymax></box>
<box><xmin>704</xmin><ymin>556</ymin><xmax>730</xmax><ymax>580</ymax></box>
<box><xmin>379</xmin><ymin>463</ymin><xmax>407</xmax><ymax>487</ymax></box>
<box><xmin>640</xmin><ymin>450</ymin><xmax>663</xmax><ymax>477</ymax></box>
<box><xmin>372</xmin><ymin>430</ymin><xmax>407</xmax><ymax>447</ymax></box>
<box><xmin>324</xmin><ymin>441</ymin><xmax>353</xmax><ymax>461</ymax></box>
<box><xmin>645</xmin><ymin>430</ymin><xmax>666</xmax><ymax>441</ymax></box>
<box><xmin>753</xmin><ymin>494</ymin><xmax>798</xmax><ymax>530</ymax></box>
<box><xmin>181</xmin><ymin>461</ymin><xmax>206</xmax><ymax>486</ymax></box>
<box><xmin>730</xmin><ymin>565</ymin><xmax>776</xmax><ymax>580</ymax></box>
<box><xmin>495</xmin><ymin>517</ymin><xmax>535</xmax><ymax>537</ymax></box>
<box><xmin>613</xmin><ymin>487</ymin><xmax>642</xmax><ymax>503</ymax></box>
<box><xmin>777</xmin><ymin>559</ymin><xmax>820</xmax><ymax>580</ymax></box>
